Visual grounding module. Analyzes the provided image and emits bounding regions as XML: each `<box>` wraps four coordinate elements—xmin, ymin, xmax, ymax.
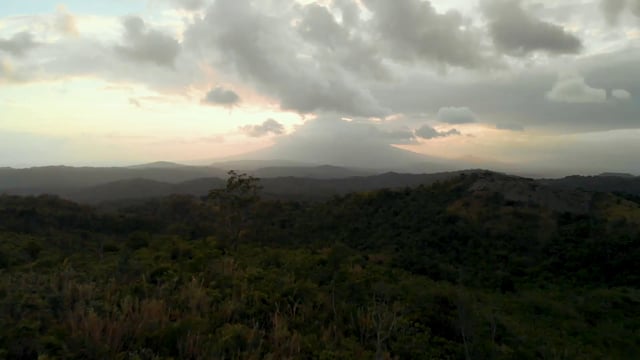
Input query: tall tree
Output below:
<box><xmin>208</xmin><ymin>170</ymin><xmax>262</xmax><ymax>250</ymax></box>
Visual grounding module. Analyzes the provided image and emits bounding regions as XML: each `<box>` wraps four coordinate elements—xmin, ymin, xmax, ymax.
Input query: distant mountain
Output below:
<box><xmin>21</xmin><ymin>171</ymin><xmax>490</xmax><ymax>204</ymax></box>
<box><xmin>210</xmin><ymin>159</ymin><xmax>317</xmax><ymax>170</ymax></box>
<box><xmin>66</xmin><ymin>178</ymin><xmax>226</xmax><ymax>204</ymax></box>
<box><xmin>6</xmin><ymin>171</ymin><xmax>478</xmax><ymax>204</ymax></box>
<box><xmin>127</xmin><ymin>161</ymin><xmax>190</xmax><ymax>169</ymax></box>
<box><xmin>251</xmin><ymin>165</ymin><xmax>375</xmax><ymax>179</ymax></box>
<box><xmin>598</xmin><ymin>172</ymin><xmax>636</xmax><ymax>178</ymax></box>
<box><xmin>0</xmin><ymin>165</ymin><xmax>228</xmax><ymax>190</ymax></box>
<box><xmin>5</xmin><ymin>163</ymin><xmax>640</xmax><ymax>206</ymax></box>
<box><xmin>224</xmin><ymin>133</ymin><xmax>457</xmax><ymax>172</ymax></box>
<box><xmin>540</xmin><ymin>175</ymin><xmax>640</xmax><ymax>196</ymax></box>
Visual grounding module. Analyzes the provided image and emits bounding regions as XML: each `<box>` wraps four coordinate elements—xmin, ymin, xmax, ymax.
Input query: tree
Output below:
<box><xmin>208</xmin><ymin>170</ymin><xmax>262</xmax><ymax>250</ymax></box>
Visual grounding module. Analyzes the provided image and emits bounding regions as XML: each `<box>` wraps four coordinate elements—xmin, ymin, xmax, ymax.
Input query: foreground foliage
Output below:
<box><xmin>0</xmin><ymin>173</ymin><xmax>639</xmax><ymax>359</ymax></box>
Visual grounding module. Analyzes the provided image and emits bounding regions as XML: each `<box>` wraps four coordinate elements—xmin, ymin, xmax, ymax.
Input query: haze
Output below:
<box><xmin>1</xmin><ymin>0</ymin><xmax>639</xmax><ymax>176</ymax></box>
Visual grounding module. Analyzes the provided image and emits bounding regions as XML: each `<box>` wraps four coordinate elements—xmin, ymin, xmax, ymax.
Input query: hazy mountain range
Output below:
<box><xmin>1</xmin><ymin>162</ymin><xmax>639</xmax><ymax>206</ymax></box>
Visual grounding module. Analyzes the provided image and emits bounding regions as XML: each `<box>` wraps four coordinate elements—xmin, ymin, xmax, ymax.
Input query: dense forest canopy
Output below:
<box><xmin>1</xmin><ymin>172</ymin><xmax>639</xmax><ymax>359</ymax></box>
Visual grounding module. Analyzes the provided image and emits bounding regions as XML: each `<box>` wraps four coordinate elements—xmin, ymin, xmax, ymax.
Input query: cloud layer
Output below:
<box><xmin>1</xmin><ymin>0</ymin><xmax>639</xmax><ymax>173</ymax></box>
<box><xmin>483</xmin><ymin>0</ymin><xmax>582</xmax><ymax>56</ymax></box>
<box><xmin>546</xmin><ymin>74</ymin><xmax>607</xmax><ymax>104</ymax></box>
<box><xmin>363</xmin><ymin>0</ymin><xmax>494</xmax><ymax>69</ymax></box>
<box><xmin>437</xmin><ymin>107</ymin><xmax>477</xmax><ymax>124</ymax></box>
<box><xmin>116</xmin><ymin>16</ymin><xmax>181</xmax><ymax>68</ymax></box>
<box><xmin>0</xmin><ymin>32</ymin><xmax>38</xmax><ymax>57</ymax></box>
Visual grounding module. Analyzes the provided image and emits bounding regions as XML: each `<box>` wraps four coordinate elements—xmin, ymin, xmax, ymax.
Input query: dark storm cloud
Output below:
<box><xmin>0</xmin><ymin>32</ymin><xmax>38</xmax><ymax>57</ymax></box>
<box><xmin>202</xmin><ymin>86</ymin><xmax>241</xmax><ymax>106</ymax></box>
<box><xmin>116</xmin><ymin>16</ymin><xmax>181</xmax><ymax>68</ymax></box>
<box><xmin>362</xmin><ymin>0</ymin><xmax>496</xmax><ymax>69</ymax></box>
<box><xmin>415</xmin><ymin>125</ymin><xmax>461</xmax><ymax>140</ymax></box>
<box><xmin>483</xmin><ymin>0</ymin><xmax>583</xmax><ymax>56</ymax></box>
<box><xmin>185</xmin><ymin>0</ymin><xmax>388</xmax><ymax>117</ymax></box>
<box><xmin>240</xmin><ymin>119</ymin><xmax>285</xmax><ymax>137</ymax></box>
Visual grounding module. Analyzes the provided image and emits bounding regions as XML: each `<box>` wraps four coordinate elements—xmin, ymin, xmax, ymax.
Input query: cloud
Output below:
<box><xmin>202</xmin><ymin>86</ymin><xmax>240</xmax><ymax>106</ymax></box>
<box><xmin>240</xmin><ymin>119</ymin><xmax>285</xmax><ymax>137</ymax></box>
<box><xmin>0</xmin><ymin>32</ymin><xmax>38</xmax><ymax>57</ymax></box>
<box><xmin>169</xmin><ymin>0</ymin><xmax>206</xmax><ymax>11</ymax></box>
<box><xmin>198</xmin><ymin>134</ymin><xmax>226</xmax><ymax>143</ymax></box>
<box><xmin>371</xmin><ymin>46</ymin><xmax>640</xmax><ymax>132</ymax></box>
<box><xmin>600</xmin><ymin>0</ymin><xmax>627</xmax><ymax>25</ymax></box>
<box><xmin>0</xmin><ymin>59</ymin><xmax>12</xmax><ymax>78</ymax></box>
<box><xmin>633</xmin><ymin>0</ymin><xmax>640</xmax><ymax>16</ymax></box>
<box><xmin>436</xmin><ymin>107</ymin><xmax>477</xmax><ymax>124</ymax></box>
<box><xmin>483</xmin><ymin>0</ymin><xmax>583</xmax><ymax>56</ymax></box>
<box><xmin>115</xmin><ymin>16</ymin><xmax>181</xmax><ymax>68</ymax></box>
<box><xmin>415</xmin><ymin>125</ymin><xmax>461</xmax><ymax>140</ymax></box>
<box><xmin>0</xmin><ymin>60</ymin><xmax>15</xmax><ymax>83</ymax></box>
<box><xmin>186</xmin><ymin>0</ymin><xmax>387</xmax><ymax>117</ymax></box>
<box><xmin>496</xmin><ymin>123</ymin><xmax>525</xmax><ymax>131</ymax></box>
<box><xmin>379</xmin><ymin>128</ymin><xmax>418</xmax><ymax>145</ymax></box>
<box><xmin>129</xmin><ymin>98</ymin><xmax>142</xmax><ymax>108</ymax></box>
<box><xmin>0</xmin><ymin>57</ymin><xmax>29</xmax><ymax>83</ymax></box>
<box><xmin>546</xmin><ymin>74</ymin><xmax>607</xmax><ymax>104</ymax></box>
<box><xmin>55</xmin><ymin>6</ymin><xmax>79</xmax><ymax>36</ymax></box>
<box><xmin>296</xmin><ymin>4</ymin><xmax>390</xmax><ymax>81</ymax></box>
<box><xmin>612</xmin><ymin>89</ymin><xmax>632</xmax><ymax>100</ymax></box>
<box><xmin>600</xmin><ymin>0</ymin><xmax>640</xmax><ymax>23</ymax></box>
<box><xmin>242</xmin><ymin>117</ymin><xmax>437</xmax><ymax>169</ymax></box>
<box><xmin>362</xmin><ymin>0</ymin><xmax>495</xmax><ymax>69</ymax></box>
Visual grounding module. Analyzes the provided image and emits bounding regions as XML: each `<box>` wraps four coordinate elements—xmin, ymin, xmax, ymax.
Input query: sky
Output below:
<box><xmin>0</xmin><ymin>0</ymin><xmax>639</xmax><ymax>175</ymax></box>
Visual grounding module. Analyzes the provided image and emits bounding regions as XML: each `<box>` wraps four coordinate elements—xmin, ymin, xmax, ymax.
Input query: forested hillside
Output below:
<box><xmin>1</xmin><ymin>172</ymin><xmax>639</xmax><ymax>359</ymax></box>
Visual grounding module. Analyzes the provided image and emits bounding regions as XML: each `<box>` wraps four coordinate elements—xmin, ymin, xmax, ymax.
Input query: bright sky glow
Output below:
<box><xmin>0</xmin><ymin>0</ymin><xmax>638</xmax><ymax>174</ymax></box>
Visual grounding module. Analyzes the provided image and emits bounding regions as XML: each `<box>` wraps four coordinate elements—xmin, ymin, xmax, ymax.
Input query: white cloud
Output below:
<box><xmin>546</xmin><ymin>74</ymin><xmax>607</xmax><ymax>104</ymax></box>
<box><xmin>612</xmin><ymin>89</ymin><xmax>632</xmax><ymax>100</ymax></box>
<box><xmin>55</xmin><ymin>6</ymin><xmax>79</xmax><ymax>36</ymax></box>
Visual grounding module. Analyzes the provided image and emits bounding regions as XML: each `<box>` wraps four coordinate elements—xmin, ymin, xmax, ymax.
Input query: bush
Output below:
<box><xmin>127</xmin><ymin>232</ymin><xmax>150</xmax><ymax>250</ymax></box>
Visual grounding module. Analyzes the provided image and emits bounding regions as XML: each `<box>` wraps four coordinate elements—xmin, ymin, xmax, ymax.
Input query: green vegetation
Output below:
<box><xmin>0</xmin><ymin>172</ymin><xmax>639</xmax><ymax>359</ymax></box>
